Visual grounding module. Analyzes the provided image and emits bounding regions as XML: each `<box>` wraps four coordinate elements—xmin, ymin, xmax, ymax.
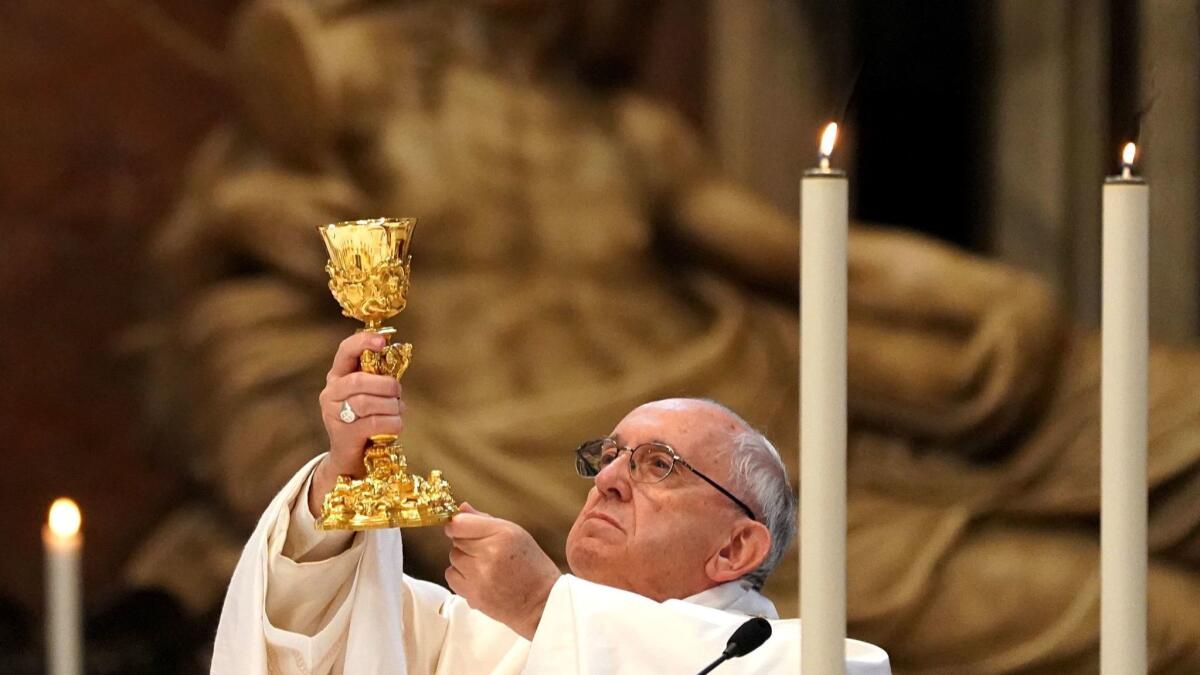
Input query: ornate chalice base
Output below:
<box><xmin>317</xmin><ymin>439</ymin><xmax>458</xmax><ymax>530</ymax></box>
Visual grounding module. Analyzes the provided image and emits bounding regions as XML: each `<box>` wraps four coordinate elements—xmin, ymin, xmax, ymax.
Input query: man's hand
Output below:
<box><xmin>310</xmin><ymin>332</ymin><xmax>405</xmax><ymax>518</ymax></box>
<box><xmin>443</xmin><ymin>504</ymin><xmax>562</xmax><ymax>640</ymax></box>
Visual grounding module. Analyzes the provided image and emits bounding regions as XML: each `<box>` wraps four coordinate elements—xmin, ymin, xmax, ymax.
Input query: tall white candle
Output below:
<box><xmin>1101</xmin><ymin>142</ymin><xmax>1148</xmax><ymax>675</ymax></box>
<box><xmin>44</xmin><ymin>497</ymin><xmax>82</xmax><ymax>675</ymax></box>
<box><xmin>800</xmin><ymin>121</ymin><xmax>848</xmax><ymax>675</ymax></box>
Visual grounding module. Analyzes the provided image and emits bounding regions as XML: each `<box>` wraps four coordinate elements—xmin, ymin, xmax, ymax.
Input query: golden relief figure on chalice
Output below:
<box><xmin>316</xmin><ymin>217</ymin><xmax>457</xmax><ymax>530</ymax></box>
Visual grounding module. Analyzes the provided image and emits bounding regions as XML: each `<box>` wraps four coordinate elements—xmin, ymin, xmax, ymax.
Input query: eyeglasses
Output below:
<box><xmin>574</xmin><ymin>438</ymin><xmax>758</xmax><ymax>521</ymax></box>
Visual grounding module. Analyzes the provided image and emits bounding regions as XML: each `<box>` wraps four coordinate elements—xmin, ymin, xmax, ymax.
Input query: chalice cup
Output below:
<box><xmin>315</xmin><ymin>217</ymin><xmax>457</xmax><ymax>530</ymax></box>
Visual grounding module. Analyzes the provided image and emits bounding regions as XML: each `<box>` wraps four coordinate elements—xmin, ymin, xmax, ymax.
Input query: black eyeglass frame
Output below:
<box><xmin>574</xmin><ymin>438</ymin><xmax>758</xmax><ymax>522</ymax></box>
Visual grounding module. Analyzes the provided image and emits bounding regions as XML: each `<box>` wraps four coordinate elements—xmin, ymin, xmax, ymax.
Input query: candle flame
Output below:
<box><xmin>1122</xmin><ymin>142</ymin><xmax>1137</xmax><ymax>166</ymax></box>
<box><xmin>819</xmin><ymin>122</ymin><xmax>839</xmax><ymax>157</ymax></box>
<box><xmin>48</xmin><ymin>498</ymin><xmax>81</xmax><ymax>538</ymax></box>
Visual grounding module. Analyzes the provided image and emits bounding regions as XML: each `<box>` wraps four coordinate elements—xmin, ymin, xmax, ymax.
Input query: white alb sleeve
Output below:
<box><xmin>280</xmin><ymin>469</ymin><xmax>355</xmax><ymax>563</ymax></box>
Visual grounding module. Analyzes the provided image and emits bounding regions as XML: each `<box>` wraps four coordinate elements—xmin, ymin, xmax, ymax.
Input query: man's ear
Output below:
<box><xmin>704</xmin><ymin>520</ymin><xmax>771</xmax><ymax>584</ymax></box>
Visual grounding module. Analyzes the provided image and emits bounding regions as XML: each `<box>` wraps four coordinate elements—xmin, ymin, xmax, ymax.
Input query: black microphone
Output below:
<box><xmin>696</xmin><ymin>617</ymin><xmax>773</xmax><ymax>674</ymax></box>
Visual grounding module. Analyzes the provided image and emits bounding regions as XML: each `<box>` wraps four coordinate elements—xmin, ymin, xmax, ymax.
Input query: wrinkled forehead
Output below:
<box><xmin>609</xmin><ymin>399</ymin><xmax>746</xmax><ymax>471</ymax></box>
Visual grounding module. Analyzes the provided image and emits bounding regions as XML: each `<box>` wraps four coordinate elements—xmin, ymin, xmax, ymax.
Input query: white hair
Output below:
<box><xmin>705</xmin><ymin>402</ymin><xmax>797</xmax><ymax>590</ymax></box>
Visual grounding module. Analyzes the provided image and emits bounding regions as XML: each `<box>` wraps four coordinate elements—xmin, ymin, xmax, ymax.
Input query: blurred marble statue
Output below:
<box><xmin>140</xmin><ymin>0</ymin><xmax>798</xmax><ymax>611</ymax></box>
<box><xmin>132</xmin><ymin>0</ymin><xmax>1200</xmax><ymax>672</ymax></box>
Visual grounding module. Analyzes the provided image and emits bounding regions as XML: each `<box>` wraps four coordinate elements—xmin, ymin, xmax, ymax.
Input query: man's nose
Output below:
<box><xmin>593</xmin><ymin>451</ymin><xmax>633</xmax><ymax>502</ymax></box>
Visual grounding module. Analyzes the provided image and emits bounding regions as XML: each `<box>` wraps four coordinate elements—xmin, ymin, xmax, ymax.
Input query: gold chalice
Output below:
<box><xmin>315</xmin><ymin>217</ymin><xmax>457</xmax><ymax>529</ymax></box>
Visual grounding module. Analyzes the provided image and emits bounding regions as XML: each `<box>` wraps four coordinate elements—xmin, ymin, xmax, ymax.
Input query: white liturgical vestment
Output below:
<box><xmin>213</xmin><ymin>456</ymin><xmax>891</xmax><ymax>674</ymax></box>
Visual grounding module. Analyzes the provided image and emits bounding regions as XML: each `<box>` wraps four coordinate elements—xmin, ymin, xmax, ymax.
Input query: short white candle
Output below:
<box><xmin>800</xmin><ymin>121</ymin><xmax>848</xmax><ymax>675</ymax></box>
<box><xmin>1101</xmin><ymin>142</ymin><xmax>1148</xmax><ymax>675</ymax></box>
<box><xmin>44</xmin><ymin>497</ymin><xmax>82</xmax><ymax>675</ymax></box>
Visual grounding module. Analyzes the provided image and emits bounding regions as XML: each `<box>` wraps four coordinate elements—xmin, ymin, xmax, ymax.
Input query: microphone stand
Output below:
<box><xmin>696</xmin><ymin>655</ymin><xmax>730</xmax><ymax>675</ymax></box>
<box><xmin>695</xmin><ymin>616</ymin><xmax>772</xmax><ymax>674</ymax></box>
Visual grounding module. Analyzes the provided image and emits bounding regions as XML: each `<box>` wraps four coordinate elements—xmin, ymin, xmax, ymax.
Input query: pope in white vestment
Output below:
<box><xmin>212</xmin><ymin>334</ymin><xmax>890</xmax><ymax>674</ymax></box>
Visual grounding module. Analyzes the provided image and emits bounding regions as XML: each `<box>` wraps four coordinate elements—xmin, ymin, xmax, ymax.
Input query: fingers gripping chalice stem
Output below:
<box><xmin>315</xmin><ymin>218</ymin><xmax>458</xmax><ymax>530</ymax></box>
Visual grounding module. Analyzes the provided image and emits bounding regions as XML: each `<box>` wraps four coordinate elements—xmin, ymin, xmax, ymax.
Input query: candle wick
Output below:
<box><xmin>1121</xmin><ymin>165</ymin><xmax>1132</xmax><ymax>180</ymax></box>
<box><xmin>819</xmin><ymin>155</ymin><xmax>831</xmax><ymax>171</ymax></box>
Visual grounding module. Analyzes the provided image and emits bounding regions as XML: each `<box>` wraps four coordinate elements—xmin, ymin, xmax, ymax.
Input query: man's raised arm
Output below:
<box><xmin>211</xmin><ymin>333</ymin><xmax>446</xmax><ymax>675</ymax></box>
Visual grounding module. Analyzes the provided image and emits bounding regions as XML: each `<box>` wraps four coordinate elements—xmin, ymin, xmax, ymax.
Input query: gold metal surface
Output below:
<box><xmin>316</xmin><ymin>218</ymin><xmax>458</xmax><ymax>530</ymax></box>
<box><xmin>318</xmin><ymin>217</ymin><xmax>414</xmax><ymax>331</ymax></box>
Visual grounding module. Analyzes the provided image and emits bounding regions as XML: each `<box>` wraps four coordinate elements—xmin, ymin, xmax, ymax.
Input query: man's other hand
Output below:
<box><xmin>443</xmin><ymin>503</ymin><xmax>562</xmax><ymax>640</ymax></box>
<box><xmin>310</xmin><ymin>332</ymin><xmax>405</xmax><ymax>518</ymax></box>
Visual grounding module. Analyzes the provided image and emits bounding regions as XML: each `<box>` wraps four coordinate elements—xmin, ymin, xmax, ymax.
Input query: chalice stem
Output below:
<box><xmin>365</xmin><ymin>436</ymin><xmax>400</xmax><ymax>470</ymax></box>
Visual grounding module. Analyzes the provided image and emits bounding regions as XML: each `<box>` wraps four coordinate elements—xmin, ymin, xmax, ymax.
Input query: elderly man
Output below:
<box><xmin>213</xmin><ymin>334</ymin><xmax>890</xmax><ymax>673</ymax></box>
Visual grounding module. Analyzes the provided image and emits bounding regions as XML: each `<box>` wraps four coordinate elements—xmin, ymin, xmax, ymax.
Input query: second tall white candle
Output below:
<box><xmin>800</xmin><ymin>123</ymin><xmax>848</xmax><ymax>675</ymax></box>
<box><xmin>1101</xmin><ymin>146</ymin><xmax>1148</xmax><ymax>675</ymax></box>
